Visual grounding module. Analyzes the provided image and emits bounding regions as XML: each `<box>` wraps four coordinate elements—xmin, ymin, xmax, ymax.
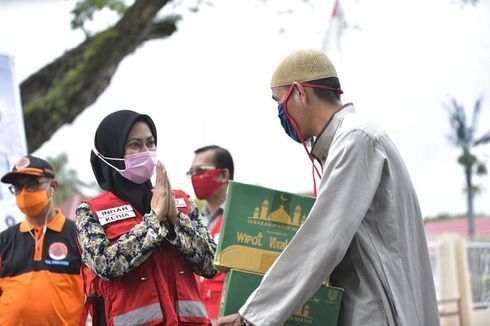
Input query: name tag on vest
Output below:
<box><xmin>175</xmin><ymin>198</ymin><xmax>187</xmax><ymax>208</ymax></box>
<box><xmin>96</xmin><ymin>205</ymin><xmax>136</xmax><ymax>226</ymax></box>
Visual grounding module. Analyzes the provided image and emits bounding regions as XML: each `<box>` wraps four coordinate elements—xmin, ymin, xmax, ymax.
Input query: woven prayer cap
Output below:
<box><xmin>271</xmin><ymin>49</ymin><xmax>338</xmax><ymax>87</ymax></box>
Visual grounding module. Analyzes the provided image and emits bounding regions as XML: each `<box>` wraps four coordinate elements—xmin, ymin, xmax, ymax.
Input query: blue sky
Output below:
<box><xmin>0</xmin><ymin>0</ymin><xmax>489</xmax><ymax>218</ymax></box>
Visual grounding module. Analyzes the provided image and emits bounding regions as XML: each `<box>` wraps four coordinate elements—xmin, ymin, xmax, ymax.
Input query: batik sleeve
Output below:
<box><xmin>75</xmin><ymin>203</ymin><xmax>169</xmax><ymax>280</ymax></box>
<box><xmin>166</xmin><ymin>197</ymin><xmax>218</xmax><ymax>278</ymax></box>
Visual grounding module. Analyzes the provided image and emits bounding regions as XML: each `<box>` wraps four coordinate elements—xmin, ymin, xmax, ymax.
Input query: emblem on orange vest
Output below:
<box><xmin>49</xmin><ymin>242</ymin><xmax>68</xmax><ymax>260</ymax></box>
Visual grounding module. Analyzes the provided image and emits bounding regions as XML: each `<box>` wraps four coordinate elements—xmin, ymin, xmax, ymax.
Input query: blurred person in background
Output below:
<box><xmin>188</xmin><ymin>145</ymin><xmax>234</xmax><ymax>322</ymax></box>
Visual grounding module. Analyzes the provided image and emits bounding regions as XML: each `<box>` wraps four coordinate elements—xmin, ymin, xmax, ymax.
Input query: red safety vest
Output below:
<box><xmin>197</xmin><ymin>214</ymin><xmax>225</xmax><ymax>320</ymax></box>
<box><xmin>83</xmin><ymin>190</ymin><xmax>211</xmax><ymax>326</ymax></box>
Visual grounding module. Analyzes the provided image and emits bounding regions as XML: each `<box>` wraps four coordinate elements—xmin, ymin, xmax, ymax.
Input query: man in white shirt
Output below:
<box><xmin>218</xmin><ymin>49</ymin><xmax>439</xmax><ymax>326</ymax></box>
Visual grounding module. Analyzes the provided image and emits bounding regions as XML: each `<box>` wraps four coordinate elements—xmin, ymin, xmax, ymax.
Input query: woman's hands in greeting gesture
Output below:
<box><xmin>151</xmin><ymin>161</ymin><xmax>179</xmax><ymax>224</ymax></box>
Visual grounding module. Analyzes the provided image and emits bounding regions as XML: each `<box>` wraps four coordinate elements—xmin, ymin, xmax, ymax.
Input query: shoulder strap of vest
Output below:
<box><xmin>86</xmin><ymin>191</ymin><xmax>119</xmax><ymax>212</ymax></box>
<box><xmin>211</xmin><ymin>213</ymin><xmax>223</xmax><ymax>236</ymax></box>
<box><xmin>80</xmin><ymin>263</ymin><xmax>100</xmax><ymax>325</ymax></box>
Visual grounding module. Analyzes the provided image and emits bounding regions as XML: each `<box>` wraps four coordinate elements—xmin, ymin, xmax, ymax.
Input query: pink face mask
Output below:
<box><xmin>94</xmin><ymin>149</ymin><xmax>157</xmax><ymax>184</ymax></box>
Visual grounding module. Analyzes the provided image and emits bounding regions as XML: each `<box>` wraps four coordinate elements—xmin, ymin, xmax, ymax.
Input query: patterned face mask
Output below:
<box><xmin>278</xmin><ymin>101</ymin><xmax>301</xmax><ymax>143</ymax></box>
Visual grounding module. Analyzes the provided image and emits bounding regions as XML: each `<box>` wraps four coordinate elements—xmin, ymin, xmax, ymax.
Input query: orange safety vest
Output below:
<box><xmin>197</xmin><ymin>214</ymin><xmax>225</xmax><ymax>320</ymax></box>
<box><xmin>83</xmin><ymin>190</ymin><xmax>211</xmax><ymax>326</ymax></box>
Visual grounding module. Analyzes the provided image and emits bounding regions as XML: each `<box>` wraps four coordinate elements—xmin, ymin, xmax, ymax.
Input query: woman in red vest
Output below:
<box><xmin>75</xmin><ymin>110</ymin><xmax>217</xmax><ymax>326</ymax></box>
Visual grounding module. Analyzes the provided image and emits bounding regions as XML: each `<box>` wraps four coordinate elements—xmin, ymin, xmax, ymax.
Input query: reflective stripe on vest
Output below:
<box><xmin>113</xmin><ymin>303</ymin><xmax>163</xmax><ymax>326</ymax></box>
<box><xmin>178</xmin><ymin>300</ymin><xmax>208</xmax><ymax>318</ymax></box>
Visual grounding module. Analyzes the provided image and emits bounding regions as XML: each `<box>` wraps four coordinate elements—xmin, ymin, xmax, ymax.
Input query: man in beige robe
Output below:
<box><xmin>218</xmin><ymin>49</ymin><xmax>440</xmax><ymax>326</ymax></box>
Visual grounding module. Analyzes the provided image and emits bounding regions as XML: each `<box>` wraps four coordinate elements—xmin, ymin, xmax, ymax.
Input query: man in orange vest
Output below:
<box><xmin>187</xmin><ymin>145</ymin><xmax>234</xmax><ymax>322</ymax></box>
<box><xmin>0</xmin><ymin>155</ymin><xmax>84</xmax><ymax>325</ymax></box>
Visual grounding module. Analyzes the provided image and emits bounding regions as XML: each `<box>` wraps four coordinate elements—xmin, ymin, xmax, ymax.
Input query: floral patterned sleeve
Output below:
<box><xmin>167</xmin><ymin>197</ymin><xmax>218</xmax><ymax>278</ymax></box>
<box><xmin>75</xmin><ymin>203</ymin><xmax>168</xmax><ymax>281</ymax></box>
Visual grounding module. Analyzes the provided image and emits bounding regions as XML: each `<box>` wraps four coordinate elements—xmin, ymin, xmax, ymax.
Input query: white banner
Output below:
<box><xmin>0</xmin><ymin>54</ymin><xmax>28</xmax><ymax>232</ymax></box>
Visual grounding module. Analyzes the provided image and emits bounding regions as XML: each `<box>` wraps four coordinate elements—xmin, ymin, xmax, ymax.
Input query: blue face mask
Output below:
<box><xmin>278</xmin><ymin>102</ymin><xmax>301</xmax><ymax>143</ymax></box>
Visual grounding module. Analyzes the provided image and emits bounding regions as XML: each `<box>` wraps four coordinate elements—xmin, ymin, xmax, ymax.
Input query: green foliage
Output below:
<box><xmin>193</xmin><ymin>198</ymin><xmax>207</xmax><ymax>213</ymax></box>
<box><xmin>47</xmin><ymin>153</ymin><xmax>99</xmax><ymax>206</ymax></box>
<box><xmin>444</xmin><ymin>97</ymin><xmax>489</xmax><ymax>237</ymax></box>
<box><xmin>457</xmin><ymin>153</ymin><xmax>477</xmax><ymax>167</ymax></box>
<box><xmin>24</xmin><ymin>28</ymin><xmax>118</xmax><ymax>120</ymax></box>
<box><xmin>424</xmin><ymin>213</ymin><xmax>463</xmax><ymax>222</ymax></box>
<box><xmin>476</xmin><ymin>163</ymin><xmax>487</xmax><ymax>176</ymax></box>
<box><xmin>465</xmin><ymin>185</ymin><xmax>481</xmax><ymax>195</ymax></box>
<box><xmin>446</xmin><ymin>97</ymin><xmax>489</xmax><ymax>191</ymax></box>
<box><xmin>71</xmin><ymin>0</ymin><xmax>128</xmax><ymax>35</ymax></box>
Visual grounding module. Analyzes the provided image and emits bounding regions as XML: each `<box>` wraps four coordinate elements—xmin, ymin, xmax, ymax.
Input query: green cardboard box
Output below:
<box><xmin>214</xmin><ymin>181</ymin><xmax>315</xmax><ymax>274</ymax></box>
<box><xmin>219</xmin><ymin>269</ymin><xmax>343</xmax><ymax>326</ymax></box>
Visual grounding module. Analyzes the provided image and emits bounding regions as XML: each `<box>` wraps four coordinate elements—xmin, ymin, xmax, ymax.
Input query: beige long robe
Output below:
<box><xmin>239</xmin><ymin>105</ymin><xmax>440</xmax><ymax>326</ymax></box>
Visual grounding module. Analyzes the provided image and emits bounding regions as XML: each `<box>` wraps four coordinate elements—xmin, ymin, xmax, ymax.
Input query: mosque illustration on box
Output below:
<box><xmin>292</xmin><ymin>289</ymin><xmax>339</xmax><ymax>319</ymax></box>
<box><xmin>293</xmin><ymin>303</ymin><xmax>313</xmax><ymax>319</ymax></box>
<box><xmin>250</xmin><ymin>194</ymin><xmax>308</xmax><ymax>226</ymax></box>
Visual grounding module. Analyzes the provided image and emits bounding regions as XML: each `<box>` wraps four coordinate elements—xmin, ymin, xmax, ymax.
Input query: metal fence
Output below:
<box><xmin>467</xmin><ymin>241</ymin><xmax>490</xmax><ymax>309</ymax></box>
<box><xmin>428</xmin><ymin>240</ymin><xmax>490</xmax><ymax>309</ymax></box>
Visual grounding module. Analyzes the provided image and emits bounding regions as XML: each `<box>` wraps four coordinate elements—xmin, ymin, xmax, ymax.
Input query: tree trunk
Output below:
<box><xmin>20</xmin><ymin>0</ymin><xmax>175</xmax><ymax>152</ymax></box>
<box><xmin>465</xmin><ymin>162</ymin><xmax>475</xmax><ymax>240</ymax></box>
